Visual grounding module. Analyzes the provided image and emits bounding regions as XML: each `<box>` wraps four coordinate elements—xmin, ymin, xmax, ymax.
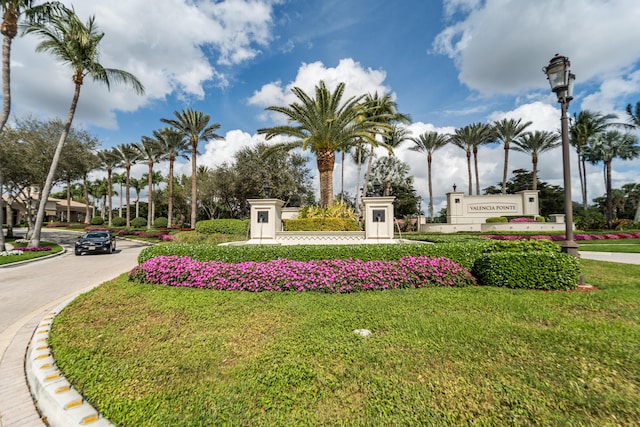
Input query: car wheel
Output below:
<box><xmin>75</xmin><ymin>250</ymin><xmax>81</xmax><ymax>256</ymax></box>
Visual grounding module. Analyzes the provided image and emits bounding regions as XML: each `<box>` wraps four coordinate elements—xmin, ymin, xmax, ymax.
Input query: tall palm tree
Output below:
<box><xmin>113</xmin><ymin>143</ymin><xmax>140</xmax><ymax>227</ymax></box>
<box><xmin>569</xmin><ymin>111</ymin><xmax>619</xmax><ymax>210</ymax></box>
<box><xmin>97</xmin><ymin>148</ymin><xmax>121</xmax><ymax>226</ymax></box>
<box><xmin>409</xmin><ymin>131</ymin><xmax>450</xmax><ymax>219</ymax></box>
<box><xmin>112</xmin><ymin>171</ymin><xmax>125</xmax><ymax>217</ymax></box>
<box><xmin>129</xmin><ymin>176</ymin><xmax>143</xmax><ymax>219</ymax></box>
<box><xmin>450</xmin><ymin>123</ymin><xmax>495</xmax><ymax>195</ymax></box>
<box><xmin>133</xmin><ymin>136</ymin><xmax>164</xmax><ymax>229</ymax></box>
<box><xmin>493</xmin><ymin>118</ymin><xmax>532</xmax><ymax>194</ymax></box>
<box><xmin>25</xmin><ymin>9</ymin><xmax>144</xmax><ymax>247</ymax></box>
<box><xmin>360</xmin><ymin>92</ymin><xmax>411</xmax><ymax>203</ymax></box>
<box><xmin>625</xmin><ymin>101</ymin><xmax>640</xmax><ymax>128</ymax></box>
<box><xmin>258</xmin><ymin>81</ymin><xmax>390</xmax><ymax>207</ymax></box>
<box><xmin>584</xmin><ymin>130</ymin><xmax>639</xmax><ymax>227</ymax></box>
<box><xmin>511</xmin><ymin>130</ymin><xmax>561</xmax><ymax>191</ymax></box>
<box><xmin>161</xmin><ymin>109</ymin><xmax>222</xmax><ymax>228</ymax></box>
<box><xmin>154</xmin><ymin>127</ymin><xmax>189</xmax><ymax>228</ymax></box>
<box><xmin>0</xmin><ymin>0</ymin><xmax>64</xmax><ymax>250</ymax></box>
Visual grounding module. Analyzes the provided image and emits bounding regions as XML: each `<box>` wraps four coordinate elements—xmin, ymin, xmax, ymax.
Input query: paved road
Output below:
<box><xmin>0</xmin><ymin>229</ymin><xmax>148</xmax><ymax>427</ymax></box>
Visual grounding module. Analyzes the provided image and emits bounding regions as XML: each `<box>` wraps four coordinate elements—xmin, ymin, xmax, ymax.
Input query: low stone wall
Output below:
<box><xmin>421</xmin><ymin>222</ymin><xmax>570</xmax><ymax>234</ymax></box>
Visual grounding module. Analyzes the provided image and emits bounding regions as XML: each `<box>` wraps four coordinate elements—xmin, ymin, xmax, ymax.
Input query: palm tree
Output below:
<box><xmin>493</xmin><ymin>118</ymin><xmax>532</xmax><ymax>194</ymax></box>
<box><xmin>584</xmin><ymin>130</ymin><xmax>640</xmax><ymax>227</ymax></box>
<box><xmin>360</xmin><ymin>92</ymin><xmax>411</xmax><ymax>203</ymax></box>
<box><xmin>625</xmin><ymin>101</ymin><xmax>640</xmax><ymax>128</ymax></box>
<box><xmin>112</xmin><ymin>171</ymin><xmax>125</xmax><ymax>217</ymax></box>
<box><xmin>97</xmin><ymin>148</ymin><xmax>121</xmax><ymax>226</ymax></box>
<box><xmin>450</xmin><ymin>123</ymin><xmax>495</xmax><ymax>195</ymax></box>
<box><xmin>569</xmin><ymin>111</ymin><xmax>619</xmax><ymax>210</ymax></box>
<box><xmin>154</xmin><ymin>127</ymin><xmax>189</xmax><ymax>228</ymax></box>
<box><xmin>161</xmin><ymin>109</ymin><xmax>222</xmax><ymax>228</ymax></box>
<box><xmin>258</xmin><ymin>81</ymin><xmax>389</xmax><ymax>207</ymax></box>
<box><xmin>113</xmin><ymin>143</ymin><xmax>140</xmax><ymax>227</ymax></box>
<box><xmin>129</xmin><ymin>176</ymin><xmax>143</xmax><ymax>219</ymax></box>
<box><xmin>409</xmin><ymin>131</ymin><xmax>450</xmax><ymax>219</ymax></box>
<box><xmin>25</xmin><ymin>9</ymin><xmax>144</xmax><ymax>247</ymax></box>
<box><xmin>511</xmin><ymin>131</ymin><xmax>561</xmax><ymax>191</ymax></box>
<box><xmin>0</xmin><ymin>0</ymin><xmax>65</xmax><ymax>250</ymax></box>
<box><xmin>133</xmin><ymin>136</ymin><xmax>164</xmax><ymax>228</ymax></box>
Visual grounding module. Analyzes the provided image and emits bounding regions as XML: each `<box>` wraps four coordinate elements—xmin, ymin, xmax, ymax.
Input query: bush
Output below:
<box><xmin>471</xmin><ymin>251</ymin><xmax>580</xmax><ymax>290</ymax></box>
<box><xmin>90</xmin><ymin>216</ymin><xmax>104</xmax><ymax>225</ymax></box>
<box><xmin>299</xmin><ymin>201</ymin><xmax>356</xmax><ymax>219</ymax></box>
<box><xmin>482</xmin><ymin>239</ymin><xmax>560</xmax><ymax>253</ymax></box>
<box><xmin>130</xmin><ymin>217</ymin><xmax>147</xmax><ymax>228</ymax></box>
<box><xmin>112</xmin><ymin>216</ymin><xmax>126</xmax><ymax>227</ymax></box>
<box><xmin>154</xmin><ymin>217</ymin><xmax>168</xmax><ymax>228</ymax></box>
<box><xmin>283</xmin><ymin>217</ymin><xmax>360</xmax><ymax>231</ymax></box>
<box><xmin>172</xmin><ymin>231</ymin><xmax>209</xmax><ymax>244</ymax></box>
<box><xmin>195</xmin><ymin>219</ymin><xmax>249</xmax><ymax>235</ymax></box>
<box><xmin>486</xmin><ymin>217</ymin><xmax>508</xmax><ymax>223</ymax></box>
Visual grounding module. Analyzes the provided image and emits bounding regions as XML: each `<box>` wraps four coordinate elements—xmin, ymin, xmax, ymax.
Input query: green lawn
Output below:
<box><xmin>49</xmin><ymin>259</ymin><xmax>640</xmax><ymax>426</ymax></box>
<box><xmin>0</xmin><ymin>240</ymin><xmax>63</xmax><ymax>266</ymax></box>
<box><xmin>578</xmin><ymin>238</ymin><xmax>640</xmax><ymax>253</ymax></box>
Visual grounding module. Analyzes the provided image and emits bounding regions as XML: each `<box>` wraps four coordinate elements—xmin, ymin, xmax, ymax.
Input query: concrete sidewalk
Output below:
<box><xmin>579</xmin><ymin>251</ymin><xmax>640</xmax><ymax>264</ymax></box>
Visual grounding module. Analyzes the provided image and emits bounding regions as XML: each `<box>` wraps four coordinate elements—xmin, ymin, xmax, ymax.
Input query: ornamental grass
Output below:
<box><xmin>130</xmin><ymin>255</ymin><xmax>476</xmax><ymax>292</ymax></box>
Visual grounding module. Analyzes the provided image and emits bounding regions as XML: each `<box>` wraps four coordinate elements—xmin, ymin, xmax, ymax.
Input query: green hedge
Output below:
<box><xmin>471</xmin><ymin>251</ymin><xmax>580</xmax><ymax>290</ymax></box>
<box><xmin>90</xmin><ymin>216</ymin><xmax>104</xmax><ymax>225</ymax></box>
<box><xmin>195</xmin><ymin>219</ymin><xmax>249</xmax><ymax>235</ymax></box>
<box><xmin>283</xmin><ymin>218</ymin><xmax>360</xmax><ymax>231</ymax></box>
<box><xmin>154</xmin><ymin>217</ymin><xmax>168</xmax><ymax>228</ymax></box>
<box><xmin>482</xmin><ymin>239</ymin><xmax>560</xmax><ymax>253</ymax></box>
<box><xmin>131</xmin><ymin>217</ymin><xmax>147</xmax><ymax>228</ymax></box>
<box><xmin>485</xmin><ymin>216</ymin><xmax>508</xmax><ymax>223</ymax></box>
<box><xmin>112</xmin><ymin>216</ymin><xmax>126</xmax><ymax>227</ymax></box>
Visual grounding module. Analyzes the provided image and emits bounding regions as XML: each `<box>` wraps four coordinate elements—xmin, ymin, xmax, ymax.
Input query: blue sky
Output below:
<box><xmin>9</xmin><ymin>0</ymin><xmax>640</xmax><ymax>212</ymax></box>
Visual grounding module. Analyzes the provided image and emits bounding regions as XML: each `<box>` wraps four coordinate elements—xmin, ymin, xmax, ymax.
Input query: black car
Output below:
<box><xmin>75</xmin><ymin>231</ymin><xmax>116</xmax><ymax>255</ymax></box>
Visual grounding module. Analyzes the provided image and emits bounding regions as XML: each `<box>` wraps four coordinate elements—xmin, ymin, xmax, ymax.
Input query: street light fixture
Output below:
<box><xmin>263</xmin><ymin>183</ymin><xmax>271</xmax><ymax>199</ymax></box>
<box><xmin>543</xmin><ymin>54</ymin><xmax>578</xmax><ymax>256</ymax></box>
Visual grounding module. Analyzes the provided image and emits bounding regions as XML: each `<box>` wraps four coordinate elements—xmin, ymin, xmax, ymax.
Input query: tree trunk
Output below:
<box><xmin>581</xmin><ymin>156</ymin><xmax>588</xmax><ymax>210</ymax></box>
<box><xmin>466</xmin><ymin>151</ymin><xmax>472</xmax><ymax>195</ymax></box>
<box><xmin>502</xmin><ymin>143</ymin><xmax>509</xmax><ymax>195</ymax></box>
<box><xmin>66</xmin><ymin>177</ymin><xmax>71</xmax><ymax>222</ymax></box>
<box><xmin>532</xmin><ymin>157</ymin><xmax>538</xmax><ymax>191</ymax></box>
<box><xmin>30</xmin><ymin>83</ymin><xmax>81</xmax><ymax>248</ymax></box>
<box><xmin>168</xmin><ymin>159</ymin><xmax>174</xmax><ymax>227</ymax></box>
<box><xmin>119</xmin><ymin>181</ymin><xmax>123</xmax><ymax>217</ymax></box>
<box><xmin>147</xmin><ymin>162</ymin><xmax>153</xmax><ymax>229</ymax></box>
<box><xmin>428</xmin><ymin>154</ymin><xmax>434</xmax><ymax>219</ymax></box>
<box><xmin>606</xmin><ymin>161</ymin><xmax>613</xmax><ymax>228</ymax></box>
<box><xmin>340</xmin><ymin>151</ymin><xmax>344</xmax><ymax>203</ymax></box>
<box><xmin>190</xmin><ymin>142</ymin><xmax>197</xmax><ymax>229</ymax></box>
<box><xmin>354</xmin><ymin>144</ymin><xmax>363</xmax><ymax>214</ymax></box>
<box><xmin>125</xmin><ymin>166</ymin><xmax>131</xmax><ymax>227</ymax></box>
<box><xmin>0</xmin><ymin>168</ymin><xmax>4</xmax><ymax>251</ymax></box>
<box><xmin>83</xmin><ymin>174</ymin><xmax>90</xmax><ymax>223</ymax></box>
<box><xmin>5</xmin><ymin>194</ymin><xmax>13</xmax><ymax>239</ymax></box>
<box><xmin>317</xmin><ymin>149</ymin><xmax>335</xmax><ymax>207</ymax></box>
<box><xmin>363</xmin><ymin>144</ymin><xmax>375</xmax><ymax>202</ymax></box>
<box><xmin>107</xmin><ymin>170</ymin><xmax>113</xmax><ymax>225</ymax></box>
<box><xmin>473</xmin><ymin>147</ymin><xmax>480</xmax><ymax>195</ymax></box>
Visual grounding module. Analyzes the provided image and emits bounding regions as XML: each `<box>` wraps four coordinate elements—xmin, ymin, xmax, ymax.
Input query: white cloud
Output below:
<box><xmin>433</xmin><ymin>0</ymin><xmax>640</xmax><ymax>96</ymax></box>
<box><xmin>248</xmin><ymin>58</ymin><xmax>391</xmax><ymax>123</ymax></box>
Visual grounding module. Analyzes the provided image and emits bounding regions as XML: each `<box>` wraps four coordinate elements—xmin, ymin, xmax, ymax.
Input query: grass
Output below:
<box><xmin>578</xmin><ymin>238</ymin><xmax>640</xmax><ymax>253</ymax></box>
<box><xmin>49</xmin><ymin>259</ymin><xmax>640</xmax><ymax>426</ymax></box>
<box><xmin>0</xmin><ymin>239</ymin><xmax>63</xmax><ymax>266</ymax></box>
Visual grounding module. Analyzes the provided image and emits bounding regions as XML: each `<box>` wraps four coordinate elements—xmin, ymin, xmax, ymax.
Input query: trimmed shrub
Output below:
<box><xmin>535</xmin><ymin>216</ymin><xmax>545</xmax><ymax>222</ymax></box>
<box><xmin>482</xmin><ymin>239</ymin><xmax>560</xmax><ymax>253</ymax></box>
<box><xmin>131</xmin><ymin>217</ymin><xmax>147</xmax><ymax>228</ymax></box>
<box><xmin>154</xmin><ymin>217</ymin><xmax>168</xmax><ymax>228</ymax></box>
<box><xmin>172</xmin><ymin>231</ymin><xmax>209</xmax><ymax>244</ymax></box>
<box><xmin>299</xmin><ymin>201</ymin><xmax>356</xmax><ymax>219</ymax></box>
<box><xmin>486</xmin><ymin>217</ymin><xmax>508</xmax><ymax>223</ymax></box>
<box><xmin>283</xmin><ymin>217</ymin><xmax>360</xmax><ymax>231</ymax></box>
<box><xmin>195</xmin><ymin>219</ymin><xmax>249</xmax><ymax>235</ymax></box>
<box><xmin>90</xmin><ymin>216</ymin><xmax>104</xmax><ymax>225</ymax></box>
<box><xmin>112</xmin><ymin>216</ymin><xmax>126</xmax><ymax>227</ymax></box>
<box><xmin>471</xmin><ymin>251</ymin><xmax>580</xmax><ymax>290</ymax></box>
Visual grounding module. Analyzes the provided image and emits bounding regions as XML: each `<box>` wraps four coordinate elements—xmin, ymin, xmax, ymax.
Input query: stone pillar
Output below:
<box><xmin>519</xmin><ymin>190</ymin><xmax>540</xmax><ymax>216</ymax></box>
<box><xmin>247</xmin><ymin>199</ymin><xmax>284</xmax><ymax>244</ymax></box>
<box><xmin>362</xmin><ymin>196</ymin><xmax>395</xmax><ymax>241</ymax></box>
<box><xmin>446</xmin><ymin>191</ymin><xmax>465</xmax><ymax>224</ymax></box>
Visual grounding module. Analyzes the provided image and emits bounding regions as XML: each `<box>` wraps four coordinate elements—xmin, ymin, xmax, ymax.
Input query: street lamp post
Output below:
<box><xmin>543</xmin><ymin>54</ymin><xmax>578</xmax><ymax>257</ymax></box>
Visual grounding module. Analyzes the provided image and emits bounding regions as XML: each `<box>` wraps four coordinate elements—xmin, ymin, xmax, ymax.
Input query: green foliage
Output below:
<box><xmin>130</xmin><ymin>217</ymin><xmax>147</xmax><ymax>228</ymax></box>
<box><xmin>299</xmin><ymin>201</ymin><xmax>356</xmax><ymax>219</ymax></box>
<box><xmin>153</xmin><ymin>217</ymin><xmax>168</xmax><ymax>228</ymax></box>
<box><xmin>485</xmin><ymin>216</ymin><xmax>508</xmax><ymax>223</ymax></box>
<box><xmin>283</xmin><ymin>218</ymin><xmax>360</xmax><ymax>231</ymax></box>
<box><xmin>90</xmin><ymin>216</ymin><xmax>104</xmax><ymax>225</ymax></box>
<box><xmin>482</xmin><ymin>239</ymin><xmax>560</xmax><ymax>253</ymax></box>
<box><xmin>195</xmin><ymin>219</ymin><xmax>249</xmax><ymax>235</ymax></box>
<box><xmin>472</xmin><ymin>251</ymin><xmax>581</xmax><ymax>290</ymax></box>
<box><xmin>112</xmin><ymin>216</ymin><xmax>126</xmax><ymax>227</ymax></box>
<box><xmin>574</xmin><ymin>207</ymin><xmax>606</xmax><ymax>230</ymax></box>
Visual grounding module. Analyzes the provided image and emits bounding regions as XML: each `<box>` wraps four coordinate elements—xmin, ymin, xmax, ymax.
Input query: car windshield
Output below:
<box><xmin>86</xmin><ymin>232</ymin><xmax>108</xmax><ymax>239</ymax></box>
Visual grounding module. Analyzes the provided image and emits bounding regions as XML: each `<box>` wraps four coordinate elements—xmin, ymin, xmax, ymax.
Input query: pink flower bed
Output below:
<box><xmin>130</xmin><ymin>255</ymin><xmax>476</xmax><ymax>292</ymax></box>
<box><xmin>509</xmin><ymin>217</ymin><xmax>538</xmax><ymax>223</ymax></box>
<box><xmin>16</xmin><ymin>246</ymin><xmax>52</xmax><ymax>252</ymax></box>
<box><xmin>482</xmin><ymin>232</ymin><xmax>640</xmax><ymax>241</ymax></box>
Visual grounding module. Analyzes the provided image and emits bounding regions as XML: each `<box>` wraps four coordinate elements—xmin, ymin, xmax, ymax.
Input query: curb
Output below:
<box><xmin>0</xmin><ymin>248</ymin><xmax>66</xmax><ymax>269</ymax></box>
<box><xmin>26</xmin><ymin>303</ymin><xmax>114</xmax><ymax>427</ymax></box>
